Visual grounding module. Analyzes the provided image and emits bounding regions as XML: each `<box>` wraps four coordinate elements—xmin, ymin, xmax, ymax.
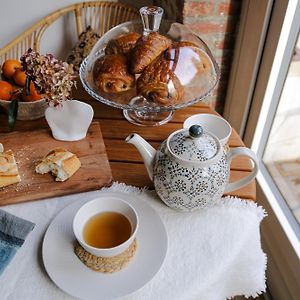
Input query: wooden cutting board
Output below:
<box><xmin>0</xmin><ymin>121</ymin><xmax>113</xmax><ymax>206</ymax></box>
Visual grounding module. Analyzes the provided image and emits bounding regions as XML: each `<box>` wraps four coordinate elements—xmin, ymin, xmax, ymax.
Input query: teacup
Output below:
<box><xmin>183</xmin><ymin>113</ymin><xmax>232</xmax><ymax>146</ymax></box>
<box><xmin>73</xmin><ymin>196</ymin><xmax>139</xmax><ymax>257</ymax></box>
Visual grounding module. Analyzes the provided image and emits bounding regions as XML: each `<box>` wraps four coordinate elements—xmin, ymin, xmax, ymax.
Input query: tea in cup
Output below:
<box><xmin>73</xmin><ymin>196</ymin><xmax>139</xmax><ymax>257</ymax></box>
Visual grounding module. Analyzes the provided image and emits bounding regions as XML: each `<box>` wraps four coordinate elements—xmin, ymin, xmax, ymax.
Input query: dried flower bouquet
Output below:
<box><xmin>21</xmin><ymin>49</ymin><xmax>76</xmax><ymax>107</ymax></box>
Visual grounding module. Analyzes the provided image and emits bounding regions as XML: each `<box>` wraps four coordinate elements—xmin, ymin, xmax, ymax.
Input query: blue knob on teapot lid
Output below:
<box><xmin>168</xmin><ymin>124</ymin><xmax>219</xmax><ymax>162</ymax></box>
<box><xmin>189</xmin><ymin>125</ymin><xmax>203</xmax><ymax>138</ymax></box>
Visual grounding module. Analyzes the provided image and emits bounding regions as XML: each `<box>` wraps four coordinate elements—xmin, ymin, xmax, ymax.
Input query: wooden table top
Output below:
<box><xmin>0</xmin><ymin>86</ymin><xmax>256</xmax><ymax>201</ymax></box>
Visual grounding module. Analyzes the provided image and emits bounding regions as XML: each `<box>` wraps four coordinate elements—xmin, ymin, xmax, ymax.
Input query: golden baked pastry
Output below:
<box><xmin>136</xmin><ymin>55</ymin><xmax>184</xmax><ymax>105</ymax></box>
<box><xmin>130</xmin><ymin>32</ymin><xmax>172</xmax><ymax>74</ymax></box>
<box><xmin>35</xmin><ymin>148</ymin><xmax>81</xmax><ymax>182</ymax></box>
<box><xmin>137</xmin><ymin>41</ymin><xmax>213</xmax><ymax>104</ymax></box>
<box><xmin>105</xmin><ymin>32</ymin><xmax>141</xmax><ymax>55</ymax></box>
<box><xmin>93</xmin><ymin>54</ymin><xmax>135</xmax><ymax>93</ymax></box>
<box><xmin>166</xmin><ymin>41</ymin><xmax>212</xmax><ymax>74</ymax></box>
<box><xmin>0</xmin><ymin>144</ymin><xmax>21</xmax><ymax>188</ymax></box>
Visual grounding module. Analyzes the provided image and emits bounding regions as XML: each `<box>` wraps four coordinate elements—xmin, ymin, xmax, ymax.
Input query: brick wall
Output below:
<box><xmin>183</xmin><ymin>0</ymin><xmax>241</xmax><ymax>112</ymax></box>
<box><xmin>119</xmin><ymin>0</ymin><xmax>241</xmax><ymax>113</ymax></box>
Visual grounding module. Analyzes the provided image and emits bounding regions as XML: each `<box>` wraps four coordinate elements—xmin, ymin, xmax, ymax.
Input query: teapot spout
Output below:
<box><xmin>125</xmin><ymin>133</ymin><xmax>156</xmax><ymax>181</ymax></box>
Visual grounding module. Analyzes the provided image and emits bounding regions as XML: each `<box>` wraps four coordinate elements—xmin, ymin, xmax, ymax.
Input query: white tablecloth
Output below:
<box><xmin>0</xmin><ymin>183</ymin><xmax>266</xmax><ymax>300</ymax></box>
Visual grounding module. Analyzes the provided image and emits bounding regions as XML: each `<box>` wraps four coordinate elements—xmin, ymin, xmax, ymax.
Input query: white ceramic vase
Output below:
<box><xmin>45</xmin><ymin>100</ymin><xmax>94</xmax><ymax>141</ymax></box>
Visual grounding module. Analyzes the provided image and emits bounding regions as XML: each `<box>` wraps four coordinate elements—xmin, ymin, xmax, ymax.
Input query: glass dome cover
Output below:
<box><xmin>79</xmin><ymin>6</ymin><xmax>220</xmax><ymax>125</ymax></box>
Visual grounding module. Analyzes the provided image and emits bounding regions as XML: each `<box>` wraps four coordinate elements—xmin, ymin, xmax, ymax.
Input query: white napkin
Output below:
<box><xmin>106</xmin><ymin>183</ymin><xmax>267</xmax><ymax>300</ymax></box>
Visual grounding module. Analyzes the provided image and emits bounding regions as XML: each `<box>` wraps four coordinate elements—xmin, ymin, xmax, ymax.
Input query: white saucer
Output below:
<box><xmin>42</xmin><ymin>191</ymin><xmax>168</xmax><ymax>300</ymax></box>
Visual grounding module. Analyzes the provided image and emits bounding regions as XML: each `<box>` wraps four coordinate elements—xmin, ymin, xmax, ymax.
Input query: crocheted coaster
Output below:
<box><xmin>74</xmin><ymin>239</ymin><xmax>137</xmax><ymax>273</ymax></box>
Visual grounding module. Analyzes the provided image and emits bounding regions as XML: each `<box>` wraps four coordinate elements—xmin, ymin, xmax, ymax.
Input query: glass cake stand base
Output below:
<box><xmin>123</xmin><ymin>109</ymin><xmax>174</xmax><ymax>126</ymax></box>
<box><xmin>122</xmin><ymin>96</ymin><xmax>174</xmax><ymax>126</ymax></box>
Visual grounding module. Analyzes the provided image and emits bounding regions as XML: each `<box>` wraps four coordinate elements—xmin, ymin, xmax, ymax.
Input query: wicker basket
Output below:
<box><xmin>0</xmin><ymin>99</ymin><xmax>47</xmax><ymax>120</ymax></box>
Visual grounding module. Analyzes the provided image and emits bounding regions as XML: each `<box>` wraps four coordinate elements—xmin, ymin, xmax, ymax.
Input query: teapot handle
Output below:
<box><xmin>224</xmin><ymin>147</ymin><xmax>259</xmax><ymax>193</ymax></box>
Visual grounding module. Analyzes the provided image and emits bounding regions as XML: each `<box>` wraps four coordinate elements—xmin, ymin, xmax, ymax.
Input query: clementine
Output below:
<box><xmin>13</xmin><ymin>69</ymin><xmax>27</xmax><ymax>86</ymax></box>
<box><xmin>22</xmin><ymin>82</ymin><xmax>42</xmax><ymax>102</ymax></box>
<box><xmin>0</xmin><ymin>80</ymin><xmax>13</xmax><ymax>100</ymax></box>
<box><xmin>2</xmin><ymin>59</ymin><xmax>22</xmax><ymax>79</ymax></box>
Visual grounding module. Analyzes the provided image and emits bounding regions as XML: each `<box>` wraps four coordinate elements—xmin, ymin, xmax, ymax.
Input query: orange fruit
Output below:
<box><xmin>0</xmin><ymin>80</ymin><xmax>13</xmax><ymax>100</ymax></box>
<box><xmin>22</xmin><ymin>82</ymin><xmax>42</xmax><ymax>102</ymax></box>
<box><xmin>2</xmin><ymin>59</ymin><xmax>22</xmax><ymax>79</ymax></box>
<box><xmin>13</xmin><ymin>69</ymin><xmax>27</xmax><ymax>86</ymax></box>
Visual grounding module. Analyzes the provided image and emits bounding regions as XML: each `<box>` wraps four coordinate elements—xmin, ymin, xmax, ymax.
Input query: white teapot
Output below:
<box><xmin>126</xmin><ymin>125</ymin><xmax>259</xmax><ymax>211</ymax></box>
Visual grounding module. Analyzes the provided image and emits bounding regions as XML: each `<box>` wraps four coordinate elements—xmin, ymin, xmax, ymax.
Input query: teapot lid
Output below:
<box><xmin>167</xmin><ymin>125</ymin><xmax>222</xmax><ymax>164</ymax></box>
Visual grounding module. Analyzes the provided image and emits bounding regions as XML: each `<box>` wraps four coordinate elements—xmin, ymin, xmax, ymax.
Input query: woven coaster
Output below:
<box><xmin>223</xmin><ymin>143</ymin><xmax>230</xmax><ymax>152</ymax></box>
<box><xmin>74</xmin><ymin>239</ymin><xmax>137</xmax><ymax>273</ymax></box>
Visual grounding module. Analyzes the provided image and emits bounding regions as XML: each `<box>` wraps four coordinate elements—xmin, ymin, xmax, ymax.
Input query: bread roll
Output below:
<box><xmin>35</xmin><ymin>148</ymin><xmax>81</xmax><ymax>182</ymax></box>
<box><xmin>0</xmin><ymin>145</ymin><xmax>21</xmax><ymax>188</ymax></box>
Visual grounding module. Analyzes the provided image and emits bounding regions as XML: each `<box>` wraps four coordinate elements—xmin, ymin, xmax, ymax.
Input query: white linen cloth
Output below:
<box><xmin>0</xmin><ymin>182</ymin><xmax>266</xmax><ymax>300</ymax></box>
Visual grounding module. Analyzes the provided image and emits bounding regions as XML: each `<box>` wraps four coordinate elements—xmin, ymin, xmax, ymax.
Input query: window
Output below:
<box><xmin>263</xmin><ymin>33</ymin><xmax>300</xmax><ymax>227</ymax></box>
<box><xmin>224</xmin><ymin>0</ymin><xmax>300</xmax><ymax>298</ymax></box>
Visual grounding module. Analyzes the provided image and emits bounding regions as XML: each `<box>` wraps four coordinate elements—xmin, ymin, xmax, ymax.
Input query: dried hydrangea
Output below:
<box><xmin>20</xmin><ymin>48</ymin><xmax>76</xmax><ymax>106</ymax></box>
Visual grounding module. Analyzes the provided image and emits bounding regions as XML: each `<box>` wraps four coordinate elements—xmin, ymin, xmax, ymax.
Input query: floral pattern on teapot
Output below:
<box><xmin>153</xmin><ymin>140</ymin><xmax>229</xmax><ymax>211</ymax></box>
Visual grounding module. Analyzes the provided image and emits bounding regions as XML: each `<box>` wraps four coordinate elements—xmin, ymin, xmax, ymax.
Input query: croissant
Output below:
<box><xmin>130</xmin><ymin>32</ymin><xmax>172</xmax><ymax>74</ymax></box>
<box><xmin>137</xmin><ymin>41</ymin><xmax>213</xmax><ymax>104</ymax></box>
<box><xmin>93</xmin><ymin>54</ymin><xmax>135</xmax><ymax>93</ymax></box>
<box><xmin>105</xmin><ymin>32</ymin><xmax>141</xmax><ymax>55</ymax></box>
<box><xmin>136</xmin><ymin>55</ymin><xmax>184</xmax><ymax>105</ymax></box>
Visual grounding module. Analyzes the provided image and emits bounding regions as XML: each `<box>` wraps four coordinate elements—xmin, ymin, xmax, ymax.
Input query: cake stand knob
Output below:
<box><xmin>140</xmin><ymin>6</ymin><xmax>164</xmax><ymax>35</ymax></box>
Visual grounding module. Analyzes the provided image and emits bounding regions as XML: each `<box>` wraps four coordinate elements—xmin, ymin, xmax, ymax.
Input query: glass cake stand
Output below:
<box><xmin>79</xmin><ymin>6</ymin><xmax>220</xmax><ymax>126</ymax></box>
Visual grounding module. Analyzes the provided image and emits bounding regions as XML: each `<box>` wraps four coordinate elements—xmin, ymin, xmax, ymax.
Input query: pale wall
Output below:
<box><xmin>0</xmin><ymin>0</ymin><xmax>115</xmax><ymax>58</ymax></box>
<box><xmin>0</xmin><ymin>0</ymin><xmax>82</xmax><ymax>47</ymax></box>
